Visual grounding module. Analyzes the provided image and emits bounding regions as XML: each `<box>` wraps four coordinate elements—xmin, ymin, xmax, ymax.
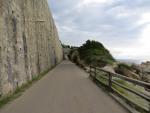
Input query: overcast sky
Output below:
<box><xmin>48</xmin><ymin>0</ymin><xmax>150</xmax><ymax>61</ymax></box>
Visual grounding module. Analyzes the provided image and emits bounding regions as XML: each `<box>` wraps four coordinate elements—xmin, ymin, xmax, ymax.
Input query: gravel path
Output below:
<box><xmin>0</xmin><ymin>61</ymin><xmax>128</xmax><ymax>113</ymax></box>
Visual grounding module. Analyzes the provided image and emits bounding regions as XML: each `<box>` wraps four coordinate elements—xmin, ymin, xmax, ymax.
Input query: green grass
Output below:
<box><xmin>0</xmin><ymin>66</ymin><xmax>55</xmax><ymax>109</ymax></box>
<box><xmin>95</xmin><ymin>72</ymin><xmax>108</xmax><ymax>85</ymax></box>
<box><xmin>95</xmin><ymin>72</ymin><xmax>150</xmax><ymax>112</ymax></box>
<box><xmin>113</xmin><ymin>78</ymin><xmax>149</xmax><ymax>111</ymax></box>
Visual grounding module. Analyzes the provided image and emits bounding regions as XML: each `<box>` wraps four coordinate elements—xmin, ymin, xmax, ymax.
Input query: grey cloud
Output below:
<box><xmin>48</xmin><ymin>0</ymin><xmax>150</xmax><ymax>59</ymax></box>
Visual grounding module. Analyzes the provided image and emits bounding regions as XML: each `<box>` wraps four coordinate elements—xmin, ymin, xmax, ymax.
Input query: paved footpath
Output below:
<box><xmin>0</xmin><ymin>61</ymin><xmax>128</xmax><ymax>113</ymax></box>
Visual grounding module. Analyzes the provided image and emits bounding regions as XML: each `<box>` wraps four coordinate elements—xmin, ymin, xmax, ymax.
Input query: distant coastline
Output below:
<box><xmin>117</xmin><ymin>59</ymin><xmax>143</xmax><ymax>65</ymax></box>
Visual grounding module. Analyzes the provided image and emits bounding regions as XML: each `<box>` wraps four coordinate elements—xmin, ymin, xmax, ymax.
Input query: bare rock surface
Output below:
<box><xmin>0</xmin><ymin>0</ymin><xmax>63</xmax><ymax>96</ymax></box>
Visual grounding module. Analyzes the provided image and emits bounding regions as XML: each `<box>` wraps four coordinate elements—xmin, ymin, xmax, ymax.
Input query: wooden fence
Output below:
<box><xmin>90</xmin><ymin>66</ymin><xmax>150</xmax><ymax>113</ymax></box>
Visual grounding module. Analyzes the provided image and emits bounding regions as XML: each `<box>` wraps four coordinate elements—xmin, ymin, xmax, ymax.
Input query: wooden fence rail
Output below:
<box><xmin>90</xmin><ymin>66</ymin><xmax>150</xmax><ymax>113</ymax></box>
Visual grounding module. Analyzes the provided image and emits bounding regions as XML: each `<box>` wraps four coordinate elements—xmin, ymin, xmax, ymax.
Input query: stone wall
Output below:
<box><xmin>0</xmin><ymin>0</ymin><xmax>63</xmax><ymax>96</ymax></box>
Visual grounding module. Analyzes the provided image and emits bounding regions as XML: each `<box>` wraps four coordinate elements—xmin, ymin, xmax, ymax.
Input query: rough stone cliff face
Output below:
<box><xmin>0</xmin><ymin>0</ymin><xmax>63</xmax><ymax>96</ymax></box>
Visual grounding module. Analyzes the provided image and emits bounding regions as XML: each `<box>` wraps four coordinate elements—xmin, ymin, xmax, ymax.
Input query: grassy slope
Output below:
<box><xmin>95</xmin><ymin>71</ymin><xmax>149</xmax><ymax>112</ymax></box>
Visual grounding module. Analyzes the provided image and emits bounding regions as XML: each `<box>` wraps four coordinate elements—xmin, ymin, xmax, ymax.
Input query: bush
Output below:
<box><xmin>78</xmin><ymin>40</ymin><xmax>115</xmax><ymax>67</ymax></box>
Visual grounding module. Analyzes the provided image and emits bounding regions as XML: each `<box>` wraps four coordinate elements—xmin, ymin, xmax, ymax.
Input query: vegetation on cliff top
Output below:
<box><xmin>69</xmin><ymin>40</ymin><xmax>115</xmax><ymax>67</ymax></box>
<box><xmin>67</xmin><ymin>40</ymin><xmax>149</xmax><ymax>83</ymax></box>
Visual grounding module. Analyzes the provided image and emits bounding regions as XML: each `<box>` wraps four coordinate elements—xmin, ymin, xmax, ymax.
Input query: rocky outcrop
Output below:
<box><xmin>141</xmin><ymin>61</ymin><xmax>150</xmax><ymax>73</ymax></box>
<box><xmin>0</xmin><ymin>0</ymin><xmax>63</xmax><ymax>96</ymax></box>
<box><xmin>115</xmin><ymin>63</ymin><xmax>140</xmax><ymax>80</ymax></box>
<box><xmin>116</xmin><ymin>68</ymin><xmax>140</xmax><ymax>80</ymax></box>
<box><xmin>134</xmin><ymin>61</ymin><xmax>150</xmax><ymax>83</ymax></box>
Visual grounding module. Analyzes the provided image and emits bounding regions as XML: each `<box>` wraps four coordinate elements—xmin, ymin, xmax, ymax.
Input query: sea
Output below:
<box><xmin>117</xmin><ymin>59</ymin><xmax>143</xmax><ymax>65</ymax></box>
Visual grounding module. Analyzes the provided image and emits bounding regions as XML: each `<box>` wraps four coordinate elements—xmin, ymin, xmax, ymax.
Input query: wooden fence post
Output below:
<box><xmin>149</xmin><ymin>102</ymin><xmax>150</xmax><ymax>113</ymax></box>
<box><xmin>90</xmin><ymin>66</ymin><xmax>91</xmax><ymax>77</ymax></box>
<box><xmin>94</xmin><ymin>67</ymin><xmax>96</xmax><ymax>79</ymax></box>
<box><xmin>109</xmin><ymin>73</ymin><xmax>112</xmax><ymax>91</ymax></box>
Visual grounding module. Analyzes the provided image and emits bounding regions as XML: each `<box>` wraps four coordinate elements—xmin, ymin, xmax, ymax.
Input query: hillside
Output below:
<box><xmin>69</xmin><ymin>40</ymin><xmax>115</xmax><ymax>67</ymax></box>
<box><xmin>68</xmin><ymin>40</ymin><xmax>150</xmax><ymax>83</ymax></box>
